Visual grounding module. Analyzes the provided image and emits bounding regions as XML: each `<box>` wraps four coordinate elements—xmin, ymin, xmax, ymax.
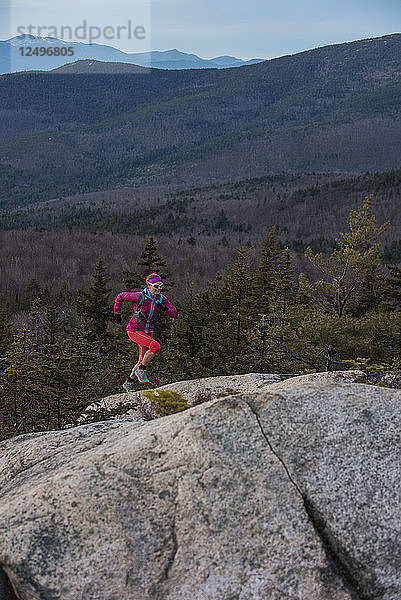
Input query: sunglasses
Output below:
<box><xmin>150</xmin><ymin>282</ymin><xmax>163</xmax><ymax>289</ymax></box>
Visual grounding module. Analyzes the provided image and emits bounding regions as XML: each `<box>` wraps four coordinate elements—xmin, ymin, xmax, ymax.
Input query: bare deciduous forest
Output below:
<box><xmin>1</xmin><ymin>168</ymin><xmax>400</xmax><ymax>315</ymax></box>
<box><xmin>0</xmin><ymin>34</ymin><xmax>401</xmax><ymax>210</ymax></box>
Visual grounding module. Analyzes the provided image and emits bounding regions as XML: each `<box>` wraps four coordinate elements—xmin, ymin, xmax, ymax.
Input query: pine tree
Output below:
<box><xmin>290</xmin><ymin>198</ymin><xmax>392</xmax><ymax>370</ymax></box>
<box><xmin>305</xmin><ymin>196</ymin><xmax>389</xmax><ymax>317</ymax></box>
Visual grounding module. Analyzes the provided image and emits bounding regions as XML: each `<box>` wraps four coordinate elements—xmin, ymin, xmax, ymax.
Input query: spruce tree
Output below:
<box><xmin>206</xmin><ymin>247</ymin><xmax>254</xmax><ymax>373</ymax></box>
<box><xmin>158</xmin><ymin>284</ymin><xmax>203</xmax><ymax>381</ymax></box>
<box><xmin>42</xmin><ymin>323</ymin><xmax>103</xmax><ymax>429</ymax></box>
<box><xmin>250</xmin><ymin>226</ymin><xmax>283</xmax><ymax>315</ymax></box>
<box><xmin>122</xmin><ymin>236</ymin><xmax>173</xmax><ymax>291</ymax></box>
<box><xmin>0</xmin><ymin>304</ymin><xmax>13</xmax><ymax>356</ymax></box>
<box><xmin>251</xmin><ymin>247</ymin><xmax>301</xmax><ymax>372</ymax></box>
<box><xmin>76</xmin><ymin>255</ymin><xmax>112</xmax><ymax>342</ymax></box>
<box><xmin>41</xmin><ymin>305</ymin><xmax>69</xmax><ymax>347</ymax></box>
<box><xmin>25</xmin><ymin>278</ymin><xmax>43</xmax><ymax>308</ymax></box>
<box><xmin>268</xmin><ymin>250</ymin><xmax>296</xmax><ymax>344</ymax></box>
<box><xmin>380</xmin><ymin>265</ymin><xmax>401</xmax><ymax>312</ymax></box>
<box><xmin>0</xmin><ymin>327</ymin><xmax>48</xmax><ymax>439</ymax></box>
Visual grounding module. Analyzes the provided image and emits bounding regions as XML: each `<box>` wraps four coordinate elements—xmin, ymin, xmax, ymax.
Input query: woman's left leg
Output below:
<box><xmin>141</xmin><ymin>348</ymin><xmax>157</xmax><ymax>367</ymax></box>
<box><xmin>127</xmin><ymin>331</ymin><xmax>161</xmax><ymax>381</ymax></box>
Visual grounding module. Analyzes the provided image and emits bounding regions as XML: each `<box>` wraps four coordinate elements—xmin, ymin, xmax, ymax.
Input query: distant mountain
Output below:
<box><xmin>0</xmin><ymin>33</ymin><xmax>400</xmax><ymax>209</ymax></box>
<box><xmin>51</xmin><ymin>60</ymin><xmax>150</xmax><ymax>74</ymax></box>
<box><xmin>0</xmin><ymin>35</ymin><xmax>265</xmax><ymax>74</ymax></box>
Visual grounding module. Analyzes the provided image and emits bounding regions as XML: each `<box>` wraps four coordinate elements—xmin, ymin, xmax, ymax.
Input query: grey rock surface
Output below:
<box><xmin>380</xmin><ymin>371</ymin><xmax>401</xmax><ymax>389</ymax></box>
<box><xmin>84</xmin><ymin>372</ymin><xmax>365</xmax><ymax>421</ymax></box>
<box><xmin>250</xmin><ymin>381</ymin><xmax>401</xmax><ymax>600</ymax></box>
<box><xmin>0</xmin><ymin>378</ymin><xmax>400</xmax><ymax>600</ymax></box>
<box><xmin>83</xmin><ymin>373</ymin><xmax>292</xmax><ymax>420</ymax></box>
<box><xmin>267</xmin><ymin>370</ymin><xmax>364</xmax><ymax>389</ymax></box>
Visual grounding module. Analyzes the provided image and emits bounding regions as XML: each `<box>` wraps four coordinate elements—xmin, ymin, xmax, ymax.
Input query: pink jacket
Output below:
<box><xmin>114</xmin><ymin>288</ymin><xmax>178</xmax><ymax>335</ymax></box>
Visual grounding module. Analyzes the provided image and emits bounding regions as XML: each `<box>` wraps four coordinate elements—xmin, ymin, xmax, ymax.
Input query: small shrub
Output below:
<box><xmin>143</xmin><ymin>389</ymin><xmax>188</xmax><ymax>416</ymax></box>
<box><xmin>344</xmin><ymin>357</ymin><xmax>398</xmax><ymax>386</ymax></box>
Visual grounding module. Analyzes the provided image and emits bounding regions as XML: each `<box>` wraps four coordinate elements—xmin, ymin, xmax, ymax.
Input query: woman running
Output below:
<box><xmin>113</xmin><ymin>272</ymin><xmax>178</xmax><ymax>390</ymax></box>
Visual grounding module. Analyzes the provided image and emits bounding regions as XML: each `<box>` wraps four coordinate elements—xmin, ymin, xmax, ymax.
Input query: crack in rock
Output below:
<box><xmin>163</xmin><ymin>515</ymin><xmax>178</xmax><ymax>583</ymax></box>
<box><xmin>243</xmin><ymin>398</ymin><xmax>369</xmax><ymax>600</ymax></box>
<box><xmin>152</xmin><ymin>481</ymin><xmax>179</xmax><ymax>600</ymax></box>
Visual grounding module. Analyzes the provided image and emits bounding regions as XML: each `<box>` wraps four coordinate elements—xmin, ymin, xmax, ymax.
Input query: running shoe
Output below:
<box><xmin>123</xmin><ymin>380</ymin><xmax>136</xmax><ymax>392</ymax></box>
<box><xmin>134</xmin><ymin>366</ymin><xmax>151</xmax><ymax>384</ymax></box>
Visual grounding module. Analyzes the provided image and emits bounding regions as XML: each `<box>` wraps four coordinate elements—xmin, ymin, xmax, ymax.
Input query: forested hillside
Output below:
<box><xmin>0</xmin><ymin>33</ymin><xmax>400</xmax><ymax>208</ymax></box>
<box><xmin>1</xmin><ymin>167</ymin><xmax>400</xmax><ymax>312</ymax></box>
<box><xmin>1</xmin><ymin>199</ymin><xmax>401</xmax><ymax>440</ymax></box>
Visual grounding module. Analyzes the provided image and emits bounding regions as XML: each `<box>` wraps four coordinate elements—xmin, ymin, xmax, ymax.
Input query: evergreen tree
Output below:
<box><xmin>122</xmin><ymin>236</ymin><xmax>173</xmax><ymax>291</ymax></box>
<box><xmin>292</xmin><ymin>199</ymin><xmax>393</xmax><ymax>370</ymax></box>
<box><xmin>157</xmin><ymin>284</ymin><xmax>203</xmax><ymax>382</ymax></box>
<box><xmin>25</xmin><ymin>278</ymin><xmax>43</xmax><ymax>308</ymax></box>
<box><xmin>0</xmin><ymin>304</ymin><xmax>13</xmax><ymax>356</ymax></box>
<box><xmin>305</xmin><ymin>196</ymin><xmax>389</xmax><ymax>317</ymax></box>
<box><xmin>27</xmin><ymin>299</ymin><xmax>70</xmax><ymax>351</ymax></box>
<box><xmin>76</xmin><ymin>255</ymin><xmax>112</xmax><ymax>342</ymax></box>
<box><xmin>288</xmin><ymin>308</ymin><xmax>401</xmax><ymax>372</ymax></box>
<box><xmin>41</xmin><ymin>305</ymin><xmax>70</xmax><ymax>347</ymax></box>
<box><xmin>250</xmin><ymin>226</ymin><xmax>283</xmax><ymax>315</ymax></box>
<box><xmin>380</xmin><ymin>265</ymin><xmax>401</xmax><ymax>312</ymax></box>
<box><xmin>225</xmin><ymin>247</ymin><xmax>254</xmax><ymax>361</ymax></box>
<box><xmin>202</xmin><ymin>247</ymin><xmax>254</xmax><ymax>373</ymax></box>
<box><xmin>41</xmin><ymin>321</ymin><xmax>104</xmax><ymax>429</ymax></box>
<box><xmin>290</xmin><ymin>309</ymin><xmax>362</xmax><ymax>371</ymax></box>
<box><xmin>0</xmin><ymin>327</ymin><xmax>47</xmax><ymax>439</ymax></box>
<box><xmin>251</xmin><ymin>247</ymin><xmax>301</xmax><ymax>372</ymax></box>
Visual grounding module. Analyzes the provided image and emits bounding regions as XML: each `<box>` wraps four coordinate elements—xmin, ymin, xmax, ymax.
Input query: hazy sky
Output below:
<box><xmin>2</xmin><ymin>0</ymin><xmax>400</xmax><ymax>58</ymax></box>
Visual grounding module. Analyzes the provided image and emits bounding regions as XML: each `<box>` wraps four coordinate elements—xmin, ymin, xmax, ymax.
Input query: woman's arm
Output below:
<box><xmin>160</xmin><ymin>296</ymin><xmax>178</xmax><ymax>318</ymax></box>
<box><xmin>114</xmin><ymin>292</ymin><xmax>142</xmax><ymax>314</ymax></box>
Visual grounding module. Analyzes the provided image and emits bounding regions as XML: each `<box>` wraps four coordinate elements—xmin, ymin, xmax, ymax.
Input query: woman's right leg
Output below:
<box><xmin>130</xmin><ymin>344</ymin><xmax>145</xmax><ymax>378</ymax></box>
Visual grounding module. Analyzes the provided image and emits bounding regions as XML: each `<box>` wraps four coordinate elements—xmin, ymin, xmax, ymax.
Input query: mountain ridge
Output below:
<box><xmin>0</xmin><ymin>34</ymin><xmax>265</xmax><ymax>74</ymax></box>
<box><xmin>0</xmin><ymin>33</ymin><xmax>400</xmax><ymax>208</ymax></box>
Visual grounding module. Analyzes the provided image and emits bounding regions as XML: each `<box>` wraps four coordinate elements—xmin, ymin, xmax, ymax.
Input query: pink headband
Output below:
<box><xmin>148</xmin><ymin>274</ymin><xmax>162</xmax><ymax>284</ymax></box>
